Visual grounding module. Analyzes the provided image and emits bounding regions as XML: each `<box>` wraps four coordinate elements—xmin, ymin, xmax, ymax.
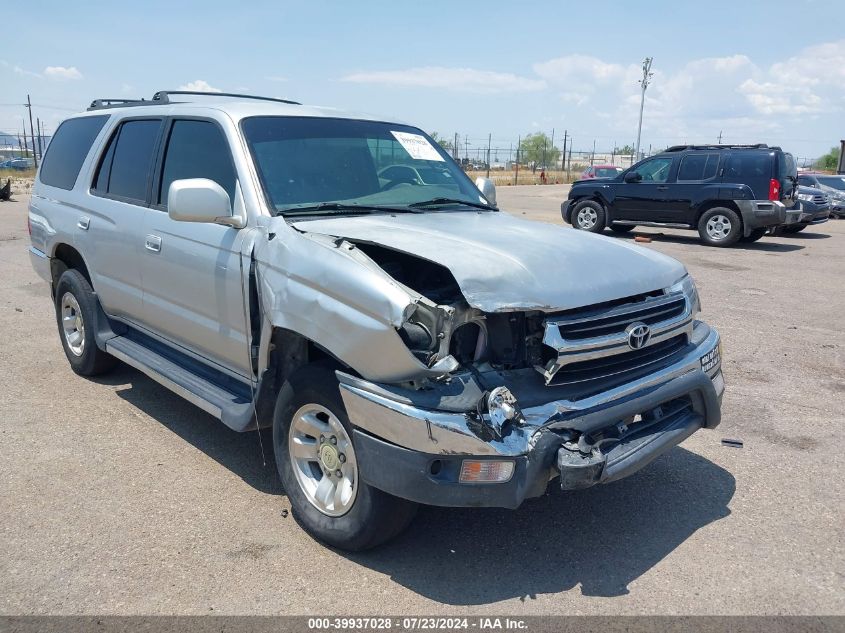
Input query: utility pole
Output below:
<box><xmin>36</xmin><ymin>118</ymin><xmax>44</xmax><ymax>158</ymax></box>
<box><xmin>567</xmin><ymin>141</ymin><xmax>572</xmax><ymax>175</ymax></box>
<box><xmin>464</xmin><ymin>136</ymin><xmax>470</xmax><ymax>163</ymax></box>
<box><xmin>718</xmin><ymin>130</ymin><xmax>723</xmax><ymax>144</ymax></box>
<box><xmin>486</xmin><ymin>133</ymin><xmax>491</xmax><ymax>179</ymax></box>
<box><xmin>454</xmin><ymin>132</ymin><xmax>459</xmax><ymax>160</ymax></box>
<box><xmin>591</xmin><ymin>139</ymin><xmax>596</xmax><ymax>166</ymax></box>
<box><xmin>514</xmin><ymin>135</ymin><xmax>520</xmax><ymax>186</ymax></box>
<box><xmin>562</xmin><ymin>130</ymin><xmax>568</xmax><ymax>171</ymax></box>
<box><xmin>635</xmin><ymin>57</ymin><xmax>653</xmax><ymax>164</ymax></box>
<box><xmin>550</xmin><ymin>128</ymin><xmax>555</xmax><ymax>171</ymax></box>
<box><xmin>26</xmin><ymin>95</ymin><xmax>38</xmax><ymax>168</ymax></box>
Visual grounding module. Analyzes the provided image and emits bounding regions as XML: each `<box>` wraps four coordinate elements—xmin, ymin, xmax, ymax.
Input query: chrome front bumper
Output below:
<box><xmin>338</xmin><ymin>322</ymin><xmax>723</xmax><ymax>459</ymax></box>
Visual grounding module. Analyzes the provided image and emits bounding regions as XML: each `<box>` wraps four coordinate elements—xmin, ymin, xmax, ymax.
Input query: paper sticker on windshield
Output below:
<box><xmin>391</xmin><ymin>131</ymin><xmax>445</xmax><ymax>161</ymax></box>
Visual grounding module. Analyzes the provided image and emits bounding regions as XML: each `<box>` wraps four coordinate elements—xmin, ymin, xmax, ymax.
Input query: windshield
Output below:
<box><xmin>595</xmin><ymin>167</ymin><xmax>622</xmax><ymax>178</ymax></box>
<box><xmin>817</xmin><ymin>175</ymin><xmax>845</xmax><ymax>191</ymax></box>
<box><xmin>241</xmin><ymin>116</ymin><xmax>486</xmax><ymax>215</ymax></box>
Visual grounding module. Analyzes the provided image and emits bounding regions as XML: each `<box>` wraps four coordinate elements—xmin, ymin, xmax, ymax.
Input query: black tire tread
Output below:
<box><xmin>54</xmin><ymin>269</ymin><xmax>116</xmax><ymax>376</ymax></box>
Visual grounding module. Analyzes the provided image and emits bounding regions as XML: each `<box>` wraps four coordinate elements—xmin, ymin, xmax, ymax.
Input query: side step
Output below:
<box><xmin>106</xmin><ymin>334</ymin><xmax>256</xmax><ymax>432</ymax></box>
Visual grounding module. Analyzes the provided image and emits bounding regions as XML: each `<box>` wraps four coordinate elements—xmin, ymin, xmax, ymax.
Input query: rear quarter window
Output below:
<box><xmin>38</xmin><ymin>116</ymin><xmax>109</xmax><ymax>190</ymax></box>
<box><xmin>723</xmin><ymin>153</ymin><xmax>773</xmax><ymax>181</ymax></box>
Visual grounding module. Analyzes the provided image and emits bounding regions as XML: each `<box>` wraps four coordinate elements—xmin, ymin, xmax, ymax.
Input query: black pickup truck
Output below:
<box><xmin>561</xmin><ymin>144</ymin><xmax>798</xmax><ymax>246</ymax></box>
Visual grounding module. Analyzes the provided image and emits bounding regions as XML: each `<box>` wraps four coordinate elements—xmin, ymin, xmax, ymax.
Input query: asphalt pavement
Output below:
<box><xmin>0</xmin><ymin>187</ymin><xmax>842</xmax><ymax>615</ymax></box>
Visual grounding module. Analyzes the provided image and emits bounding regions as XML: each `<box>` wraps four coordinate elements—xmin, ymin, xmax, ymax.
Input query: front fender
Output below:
<box><xmin>253</xmin><ymin>223</ymin><xmax>448</xmax><ymax>383</ymax></box>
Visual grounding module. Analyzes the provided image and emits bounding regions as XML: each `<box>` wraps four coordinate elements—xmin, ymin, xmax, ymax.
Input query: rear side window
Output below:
<box><xmin>778</xmin><ymin>153</ymin><xmax>797</xmax><ymax>179</ymax></box>
<box><xmin>723</xmin><ymin>152</ymin><xmax>772</xmax><ymax>180</ymax></box>
<box><xmin>39</xmin><ymin>116</ymin><xmax>108</xmax><ymax>190</ymax></box>
<box><xmin>158</xmin><ymin>120</ymin><xmax>236</xmax><ymax>205</ymax></box>
<box><xmin>677</xmin><ymin>153</ymin><xmax>720</xmax><ymax>181</ymax></box>
<box><xmin>93</xmin><ymin>119</ymin><xmax>162</xmax><ymax>203</ymax></box>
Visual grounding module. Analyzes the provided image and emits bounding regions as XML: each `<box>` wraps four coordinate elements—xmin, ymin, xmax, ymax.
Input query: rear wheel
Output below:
<box><xmin>740</xmin><ymin>228</ymin><xmax>767</xmax><ymax>243</ymax></box>
<box><xmin>698</xmin><ymin>207</ymin><xmax>742</xmax><ymax>247</ymax></box>
<box><xmin>571</xmin><ymin>200</ymin><xmax>606</xmax><ymax>233</ymax></box>
<box><xmin>273</xmin><ymin>365</ymin><xmax>417</xmax><ymax>551</ymax></box>
<box><xmin>784</xmin><ymin>224</ymin><xmax>807</xmax><ymax>233</ymax></box>
<box><xmin>54</xmin><ymin>269</ymin><xmax>116</xmax><ymax>376</ymax></box>
<box><xmin>609</xmin><ymin>223</ymin><xmax>635</xmax><ymax>234</ymax></box>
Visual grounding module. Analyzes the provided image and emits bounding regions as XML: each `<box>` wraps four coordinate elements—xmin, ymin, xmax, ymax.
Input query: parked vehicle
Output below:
<box><xmin>781</xmin><ymin>185</ymin><xmax>830</xmax><ymax>233</ymax></box>
<box><xmin>798</xmin><ymin>172</ymin><xmax>845</xmax><ymax>218</ymax></box>
<box><xmin>580</xmin><ymin>164</ymin><xmax>624</xmax><ymax>179</ymax></box>
<box><xmin>29</xmin><ymin>91</ymin><xmax>724</xmax><ymax>550</ymax></box>
<box><xmin>561</xmin><ymin>144</ymin><xmax>798</xmax><ymax>246</ymax></box>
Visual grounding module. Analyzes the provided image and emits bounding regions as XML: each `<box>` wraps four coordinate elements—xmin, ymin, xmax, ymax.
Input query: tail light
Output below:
<box><xmin>768</xmin><ymin>178</ymin><xmax>780</xmax><ymax>201</ymax></box>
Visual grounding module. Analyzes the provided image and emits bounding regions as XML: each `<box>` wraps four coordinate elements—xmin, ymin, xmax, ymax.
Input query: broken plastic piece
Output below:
<box><xmin>634</xmin><ymin>235</ymin><xmax>652</xmax><ymax>243</ymax></box>
<box><xmin>721</xmin><ymin>438</ymin><xmax>743</xmax><ymax>448</ymax></box>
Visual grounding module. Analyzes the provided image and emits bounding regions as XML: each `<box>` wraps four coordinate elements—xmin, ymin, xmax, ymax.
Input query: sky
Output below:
<box><xmin>2</xmin><ymin>0</ymin><xmax>844</xmax><ymax>162</ymax></box>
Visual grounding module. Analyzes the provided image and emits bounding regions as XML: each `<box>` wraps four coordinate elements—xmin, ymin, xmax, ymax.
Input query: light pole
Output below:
<box><xmin>635</xmin><ymin>57</ymin><xmax>653</xmax><ymax>163</ymax></box>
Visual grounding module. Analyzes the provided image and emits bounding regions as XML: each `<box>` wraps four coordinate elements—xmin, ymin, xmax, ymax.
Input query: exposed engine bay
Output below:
<box><xmin>351</xmin><ymin>241</ymin><xmax>547</xmax><ymax>379</ymax></box>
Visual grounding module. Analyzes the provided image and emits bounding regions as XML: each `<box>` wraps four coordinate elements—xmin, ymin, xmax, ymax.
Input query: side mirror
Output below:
<box><xmin>167</xmin><ymin>178</ymin><xmax>244</xmax><ymax>228</ymax></box>
<box><xmin>624</xmin><ymin>171</ymin><xmax>642</xmax><ymax>183</ymax></box>
<box><xmin>475</xmin><ymin>177</ymin><xmax>497</xmax><ymax>207</ymax></box>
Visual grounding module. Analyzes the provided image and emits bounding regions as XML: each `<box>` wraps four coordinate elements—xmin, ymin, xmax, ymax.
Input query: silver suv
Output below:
<box><xmin>29</xmin><ymin>91</ymin><xmax>724</xmax><ymax>550</ymax></box>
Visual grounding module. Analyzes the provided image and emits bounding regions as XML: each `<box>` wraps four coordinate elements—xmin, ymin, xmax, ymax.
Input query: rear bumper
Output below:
<box><xmin>339</xmin><ymin>324</ymin><xmax>723</xmax><ymax>508</ymax></box>
<box><xmin>783</xmin><ymin>203</ymin><xmax>830</xmax><ymax>227</ymax></box>
<box><xmin>736</xmin><ymin>199</ymin><xmax>787</xmax><ymax>235</ymax></box>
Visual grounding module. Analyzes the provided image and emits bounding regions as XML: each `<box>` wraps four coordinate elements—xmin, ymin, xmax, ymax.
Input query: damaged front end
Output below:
<box><xmin>330</xmin><ymin>248</ymin><xmax>724</xmax><ymax>507</ymax></box>
<box><xmin>256</xmin><ymin>220</ymin><xmax>724</xmax><ymax>508</ymax></box>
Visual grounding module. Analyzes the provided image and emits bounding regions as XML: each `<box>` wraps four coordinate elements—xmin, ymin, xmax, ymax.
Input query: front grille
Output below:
<box><xmin>556</xmin><ymin>295</ymin><xmax>686</xmax><ymax>341</ymax></box>
<box><xmin>548</xmin><ymin>334</ymin><xmax>687</xmax><ymax>386</ymax></box>
<box><xmin>812</xmin><ymin>194</ymin><xmax>828</xmax><ymax>204</ymax></box>
<box><xmin>538</xmin><ymin>290</ymin><xmax>694</xmax><ymax>388</ymax></box>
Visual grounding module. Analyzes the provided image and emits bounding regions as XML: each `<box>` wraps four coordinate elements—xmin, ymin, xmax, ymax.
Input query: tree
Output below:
<box><xmin>429</xmin><ymin>132</ymin><xmax>454</xmax><ymax>153</ymax></box>
<box><xmin>518</xmin><ymin>133</ymin><xmax>560</xmax><ymax>168</ymax></box>
<box><xmin>814</xmin><ymin>147</ymin><xmax>840</xmax><ymax>171</ymax></box>
<box><xmin>615</xmin><ymin>144</ymin><xmax>635</xmax><ymax>155</ymax></box>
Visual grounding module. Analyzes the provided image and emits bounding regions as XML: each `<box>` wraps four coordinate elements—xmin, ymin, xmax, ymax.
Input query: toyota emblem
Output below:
<box><xmin>626</xmin><ymin>322</ymin><xmax>651</xmax><ymax>350</ymax></box>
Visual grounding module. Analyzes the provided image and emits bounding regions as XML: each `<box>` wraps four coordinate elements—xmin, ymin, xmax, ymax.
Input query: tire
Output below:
<box><xmin>571</xmin><ymin>200</ymin><xmax>606</xmax><ymax>233</ymax></box>
<box><xmin>54</xmin><ymin>269</ymin><xmax>116</xmax><ymax>376</ymax></box>
<box><xmin>272</xmin><ymin>365</ymin><xmax>418</xmax><ymax>551</ymax></box>
<box><xmin>740</xmin><ymin>228</ymin><xmax>767</xmax><ymax>243</ymax></box>
<box><xmin>784</xmin><ymin>224</ymin><xmax>807</xmax><ymax>233</ymax></box>
<box><xmin>697</xmin><ymin>207</ymin><xmax>742</xmax><ymax>246</ymax></box>
<box><xmin>609</xmin><ymin>223</ymin><xmax>635</xmax><ymax>233</ymax></box>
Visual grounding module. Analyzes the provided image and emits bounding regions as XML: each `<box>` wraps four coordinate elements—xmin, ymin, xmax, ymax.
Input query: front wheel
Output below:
<box><xmin>571</xmin><ymin>200</ymin><xmax>606</xmax><ymax>233</ymax></box>
<box><xmin>273</xmin><ymin>365</ymin><xmax>417</xmax><ymax>551</ymax></box>
<box><xmin>697</xmin><ymin>207</ymin><xmax>742</xmax><ymax>246</ymax></box>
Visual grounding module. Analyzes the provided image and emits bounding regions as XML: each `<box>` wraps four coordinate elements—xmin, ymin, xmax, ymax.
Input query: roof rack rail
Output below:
<box><xmin>151</xmin><ymin>90</ymin><xmax>301</xmax><ymax>106</ymax></box>
<box><xmin>87</xmin><ymin>98</ymin><xmax>152</xmax><ymax>111</ymax></box>
<box><xmin>664</xmin><ymin>144</ymin><xmax>773</xmax><ymax>152</ymax></box>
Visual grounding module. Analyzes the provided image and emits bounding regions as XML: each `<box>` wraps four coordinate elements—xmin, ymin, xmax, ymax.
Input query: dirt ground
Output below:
<box><xmin>0</xmin><ymin>186</ymin><xmax>842</xmax><ymax>615</ymax></box>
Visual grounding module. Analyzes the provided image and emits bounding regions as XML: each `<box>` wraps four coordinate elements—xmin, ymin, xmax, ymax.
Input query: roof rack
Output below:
<box><xmin>151</xmin><ymin>90</ymin><xmax>301</xmax><ymax>106</ymax></box>
<box><xmin>86</xmin><ymin>90</ymin><xmax>302</xmax><ymax>111</ymax></box>
<box><xmin>87</xmin><ymin>98</ymin><xmax>153</xmax><ymax>111</ymax></box>
<box><xmin>664</xmin><ymin>144</ymin><xmax>778</xmax><ymax>152</ymax></box>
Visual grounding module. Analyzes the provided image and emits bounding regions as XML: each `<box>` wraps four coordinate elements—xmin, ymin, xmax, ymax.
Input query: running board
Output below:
<box><xmin>613</xmin><ymin>221</ymin><xmax>692</xmax><ymax>229</ymax></box>
<box><xmin>106</xmin><ymin>335</ymin><xmax>256</xmax><ymax>432</ymax></box>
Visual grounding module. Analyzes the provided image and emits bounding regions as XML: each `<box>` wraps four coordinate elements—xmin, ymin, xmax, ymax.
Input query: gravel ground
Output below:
<box><xmin>0</xmin><ymin>187</ymin><xmax>842</xmax><ymax>615</ymax></box>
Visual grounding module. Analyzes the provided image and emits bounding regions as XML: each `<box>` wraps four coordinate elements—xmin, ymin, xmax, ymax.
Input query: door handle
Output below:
<box><xmin>77</xmin><ymin>216</ymin><xmax>90</xmax><ymax>230</ymax></box>
<box><xmin>656</xmin><ymin>186</ymin><xmax>668</xmax><ymax>191</ymax></box>
<box><xmin>144</xmin><ymin>235</ymin><xmax>162</xmax><ymax>253</ymax></box>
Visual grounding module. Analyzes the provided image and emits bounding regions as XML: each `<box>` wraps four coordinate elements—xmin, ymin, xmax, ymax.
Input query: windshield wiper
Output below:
<box><xmin>408</xmin><ymin>197</ymin><xmax>497</xmax><ymax>211</ymax></box>
<box><xmin>280</xmin><ymin>202</ymin><xmax>423</xmax><ymax>217</ymax></box>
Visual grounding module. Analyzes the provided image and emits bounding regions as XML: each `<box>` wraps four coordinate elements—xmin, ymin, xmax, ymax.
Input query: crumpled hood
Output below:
<box><xmin>292</xmin><ymin>211</ymin><xmax>687</xmax><ymax>312</ymax></box>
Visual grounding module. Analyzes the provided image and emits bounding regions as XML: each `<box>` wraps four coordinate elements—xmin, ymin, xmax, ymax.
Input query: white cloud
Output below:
<box><xmin>44</xmin><ymin>66</ymin><xmax>83</xmax><ymax>80</ymax></box>
<box><xmin>13</xmin><ymin>64</ymin><xmax>41</xmax><ymax>79</ymax></box>
<box><xmin>341</xmin><ymin>66</ymin><xmax>546</xmax><ymax>93</ymax></box>
<box><xmin>178</xmin><ymin>79</ymin><xmax>221</xmax><ymax>93</ymax></box>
